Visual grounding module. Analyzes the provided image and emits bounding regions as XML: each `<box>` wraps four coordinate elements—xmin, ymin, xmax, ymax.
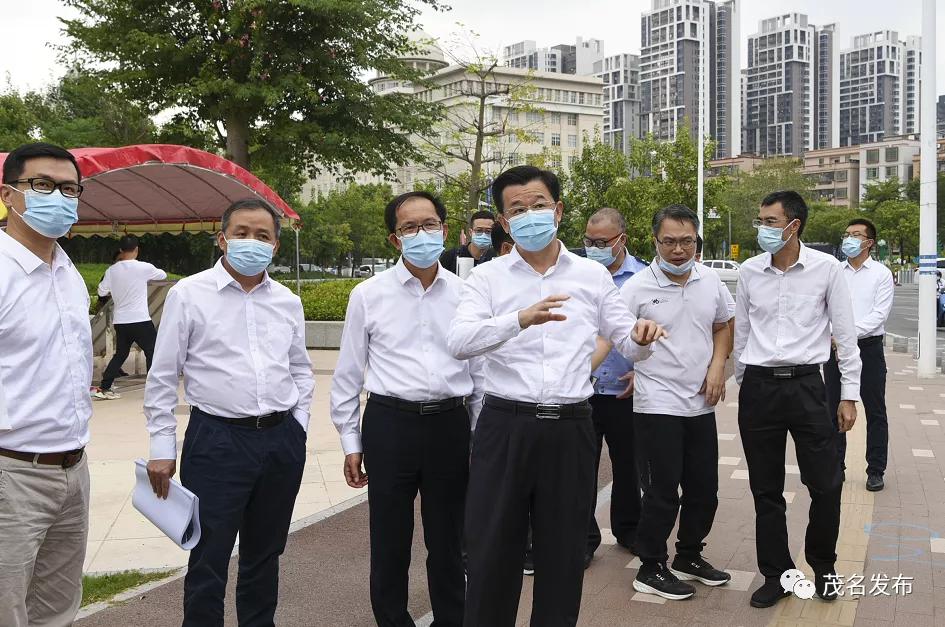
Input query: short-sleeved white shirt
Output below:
<box><xmin>98</xmin><ymin>260</ymin><xmax>167</xmax><ymax>324</ymax></box>
<box><xmin>619</xmin><ymin>262</ymin><xmax>735</xmax><ymax>417</ymax></box>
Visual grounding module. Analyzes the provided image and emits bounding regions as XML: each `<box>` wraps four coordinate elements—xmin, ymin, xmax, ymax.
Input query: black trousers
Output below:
<box><xmin>824</xmin><ymin>336</ymin><xmax>888</xmax><ymax>476</ymax></box>
<box><xmin>738</xmin><ymin>369</ymin><xmax>842</xmax><ymax>579</ymax></box>
<box><xmin>464</xmin><ymin>403</ymin><xmax>596</xmax><ymax>627</ymax></box>
<box><xmin>180</xmin><ymin>409</ymin><xmax>306</xmax><ymax>627</ymax></box>
<box><xmin>362</xmin><ymin>400</ymin><xmax>470</xmax><ymax>627</ymax></box>
<box><xmin>586</xmin><ymin>394</ymin><xmax>640</xmax><ymax>553</ymax></box>
<box><xmin>633</xmin><ymin>412</ymin><xmax>719</xmax><ymax>564</ymax></box>
<box><xmin>101</xmin><ymin>320</ymin><xmax>157</xmax><ymax>389</ymax></box>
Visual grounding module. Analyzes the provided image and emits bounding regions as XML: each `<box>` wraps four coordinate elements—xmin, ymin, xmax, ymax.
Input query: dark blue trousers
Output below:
<box><xmin>179</xmin><ymin>408</ymin><xmax>306</xmax><ymax>627</ymax></box>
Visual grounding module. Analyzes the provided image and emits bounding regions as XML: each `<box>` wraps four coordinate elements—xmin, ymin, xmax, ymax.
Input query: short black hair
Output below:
<box><xmin>491</xmin><ymin>166</ymin><xmax>560</xmax><ymax>213</ymax></box>
<box><xmin>696</xmin><ymin>235</ymin><xmax>703</xmax><ymax>255</ymax></box>
<box><xmin>761</xmin><ymin>190</ymin><xmax>809</xmax><ymax>237</ymax></box>
<box><xmin>2</xmin><ymin>142</ymin><xmax>81</xmax><ymax>184</ymax></box>
<box><xmin>491</xmin><ymin>221</ymin><xmax>514</xmax><ymax>250</ymax></box>
<box><xmin>651</xmin><ymin>204</ymin><xmax>700</xmax><ymax>236</ymax></box>
<box><xmin>221</xmin><ymin>198</ymin><xmax>282</xmax><ymax>238</ymax></box>
<box><xmin>384</xmin><ymin>191</ymin><xmax>447</xmax><ymax>234</ymax></box>
<box><xmin>848</xmin><ymin>218</ymin><xmax>877</xmax><ymax>242</ymax></box>
<box><xmin>119</xmin><ymin>234</ymin><xmax>139</xmax><ymax>251</ymax></box>
<box><xmin>469</xmin><ymin>210</ymin><xmax>495</xmax><ymax>226</ymax></box>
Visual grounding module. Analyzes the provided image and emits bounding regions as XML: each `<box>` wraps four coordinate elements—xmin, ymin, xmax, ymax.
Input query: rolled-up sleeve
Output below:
<box><xmin>143</xmin><ymin>287</ymin><xmax>189</xmax><ymax>460</ymax></box>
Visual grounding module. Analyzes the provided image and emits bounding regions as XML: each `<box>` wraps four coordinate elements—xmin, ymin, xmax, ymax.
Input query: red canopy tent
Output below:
<box><xmin>0</xmin><ymin>144</ymin><xmax>299</xmax><ymax>236</ymax></box>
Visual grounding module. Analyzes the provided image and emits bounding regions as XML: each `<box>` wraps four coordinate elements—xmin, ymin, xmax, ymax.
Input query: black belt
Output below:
<box><xmin>745</xmin><ymin>365</ymin><xmax>820</xmax><ymax>380</ymax></box>
<box><xmin>192</xmin><ymin>407</ymin><xmax>288</xmax><ymax>430</ymax></box>
<box><xmin>858</xmin><ymin>335</ymin><xmax>884</xmax><ymax>347</ymax></box>
<box><xmin>0</xmin><ymin>447</ymin><xmax>84</xmax><ymax>468</ymax></box>
<box><xmin>484</xmin><ymin>394</ymin><xmax>592</xmax><ymax>420</ymax></box>
<box><xmin>368</xmin><ymin>394</ymin><xmax>465</xmax><ymax>415</ymax></box>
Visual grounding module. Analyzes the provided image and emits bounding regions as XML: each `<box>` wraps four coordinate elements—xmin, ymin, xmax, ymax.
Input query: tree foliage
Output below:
<box><xmin>60</xmin><ymin>0</ymin><xmax>444</xmax><ymax>190</ymax></box>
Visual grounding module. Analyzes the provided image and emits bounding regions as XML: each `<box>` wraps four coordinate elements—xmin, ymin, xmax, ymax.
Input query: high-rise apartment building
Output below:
<box><xmin>594</xmin><ymin>53</ymin><xmax>642</xmax><ymax>155</ymax></box>
<box><xmin>815</xmin><ymin>24</ymin><xmax>839</xmax><ymax>149</ymax></box>
<box><xmin>839</xmin><ymin>31</ymin><xmax>922</xmax><ymax>147</ymax></box>
<box><xmin>638</xmin><ymin>0</ymin><xmax>739</xmax><ymax>157</ymax></box>
<box><xmin>503</xmin><ymin>37</ymin><xmax>604</xmax><ymax>75</ymax></box>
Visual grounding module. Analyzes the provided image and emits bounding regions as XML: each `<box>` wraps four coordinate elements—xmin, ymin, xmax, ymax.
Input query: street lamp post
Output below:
<box><xmin>918</xmin><ymin>0</ymin><xmax>938</xmax><ymax>377</ymax></box>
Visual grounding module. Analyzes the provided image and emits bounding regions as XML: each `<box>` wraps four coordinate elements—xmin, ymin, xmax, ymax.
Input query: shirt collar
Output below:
<box><xmin>649</xmin><ymin>258</ymin><xmax>703</xmax><ymax>287</ymax></box>
<box><xmin>212</xmin><ymin>258</ymin><xmax>272</xmax><ymax>292</ymax></box>
<box><xmin>393</xmin><ymin>257</ymin><xmax>446</xmax><ymax>287</ymax></box>
<box><xmin>764</xmin><ymin>242</ymin><xmax>809</xmax><ymax>271</ymax></box>
<box><xmin>508</xmin><ymin>239</ymin><xmax>570</xmax><ymax>271</ymax></box>
<box><xmin>612</xmin><ymin>248</ymin><xmax>639</xmax><ymax>278</ymax></box>
<box><xmin>844</xmin><ymin>256</ymin><xmax>874</xmax><ymax>271</ymax></box>
<box><xmin>0</xmin><ymin>229</ymin><xmax>72</xmax><ymax>275</ymax></box>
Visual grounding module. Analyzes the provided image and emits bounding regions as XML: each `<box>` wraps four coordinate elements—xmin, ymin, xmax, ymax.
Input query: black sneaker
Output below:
<box><xmin>750</xmin><ymin>578</ymin><xmax>790</xmax><ymax>608</ymax></box>
<box><xmin>633</xmin><ymin>563</ymin><xmax>695</xmax><ymax>600</ymax></box>
<box><xmin>523</xmin><ymin>552</ymin><xmax>534</xmax><ymax>576</ymax></box>
<box><xmin>866</xmin><ymin>474</ymin><xmax>884</xmax><ymax>492</ymax></box>
<box><xmin>815</xmin><ymin>571</ymin><xmax>840</xmax><ymax>601</ymax></box>
<box><xmin>670</xmin><ymin>556</ymin><xmax>732</xmax><ymax>587</ymax></box>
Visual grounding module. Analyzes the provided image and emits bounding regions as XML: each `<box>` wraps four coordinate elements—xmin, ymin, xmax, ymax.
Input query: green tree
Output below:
<box><xmin>311</xmin><ymin>183</ymin><xmax>392</xmax><ymax>264</ymax></box>
<box><xmin>61</xmin><ymin>0</ymin><xmax>442</xmax><ymax>181</ymax></box>
<box><xmin>861</xmin><ymin>178</ymin><xmax>903</xmax><ymax>210</ymax></box>
<box><xmin>873</xmin><ymin>199</ymin><xmax>920</xmax><ymax>262</ymax></box>
<box><xmin>802</xmin><ymin>205</ymin><xmax>859</xmax><ymax>245</ymax></box>
<box><xmin>0</xmin><ymin>86</ymin><xmax>41</xmax><ymax>150</ymax></box>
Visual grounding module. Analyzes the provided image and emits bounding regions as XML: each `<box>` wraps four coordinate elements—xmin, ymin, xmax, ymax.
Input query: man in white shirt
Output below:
<box><xmin>95</xmin><ymin>234</ymin><xmax>167</xmax><ymax>399</ymax></box>
<box><xmin>331</xmin><ymin>191</ymin><xmax>482</xmax><ymax>627</ymax></box>
<box><xmin>447</xmin><ymin>166</ymin><xmax>666</xmax><ymax>627</ymax></box>
<box><xmin>0</xmin><ymin>142</ymin><xmax>92</xmax><ymax>626</ymax></box>
<box><xmin>733</xmin><ymin>190</ymin><xmax>861</xmax><ymax>608</ymax></box>
<box><xmin>825</xmin><ymin>218</ymin><xmax>894</xmax><ymax>491</ymax></box>
<box><xmin>144</xmin><ymin>198</ymin><xmax>314</xmax><ymax>627</ymax></box>
<box><xmin>620</xmin><ymin>205</ymin><xmax>735</xmax><ymax>601</ymax></box>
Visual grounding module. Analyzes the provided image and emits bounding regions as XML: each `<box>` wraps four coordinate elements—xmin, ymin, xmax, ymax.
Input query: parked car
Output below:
<box><xmin>267</xmin><ymin>264</ymin><xmax>291</xmax><ymax>274</ymax></box>
<box><xmin>355</xmin><ymin>264</ymin><xmax>373</xmax><ymax>277</ymax></box>
<box><xmin>701</xmin><ymin>259</ymin><xmax>740</xmax><ymax>282</ymax></box>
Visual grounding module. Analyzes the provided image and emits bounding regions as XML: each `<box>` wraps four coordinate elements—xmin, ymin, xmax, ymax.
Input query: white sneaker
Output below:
<box><xmin>93</xmin><ymin>390</ymin><xmax>121</xmax><ymax>400</ymax></box>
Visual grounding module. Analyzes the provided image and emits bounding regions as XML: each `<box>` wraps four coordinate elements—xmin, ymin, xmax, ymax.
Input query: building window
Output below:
<box><xmin>532</xmin><ymin>132</ymin><xmax>544</xmax><ymax>144</ymax></box>
<box><xmin>568</xmin><ymin>155</ymin><xmax>578</xmax><ymax>168</ymax></box>
<box><xmin>551</xmin><ymin>133</ymin><xmax>561</xmax><ymax>147</ymax></box>
<box><xmin>509</xmin><ymin>111</ymin><xmax>519</xmax><ymax>123</ymax></box>
<box><xmin>568</xmin><ymin>134</ymin><xmax>577</xmax><ymax>148</ymax></box>
<box><xmin>836</xmin><ymin>188</ymin><xmax>848</xmax><ymax>199</ymax></box>
<box><xmin>835</xmin><ymin>170</ymin><xmax>847</xmax><ymax>182</ymax></box>
<box><xmin>885</xmin><ymin>165</ymin><xmax>898</xmax><ymax>178</ymax></box>
<box><xmin>551</xmin><ymin>112</ymin><xmax>561</xmax><ymax>125</ymax></box>
<box><xmin>885</xmin><ymin>147</ymin><xmax>899</xmax><ymax>162</ymax></box>
<box><xmin>866</xmin><ymin>149</ymin><xmax>879</xmax><ymax>164</ymax></box>
<box><xmin>526</xmin><ymin>111</ymin><xmax>542</xmax><ymax>124</ymax></box>
<box><xmin>866</xmin><ymin>167</ymin><xmax>879</xmax><ymax>180</ymax></box>
<box><xmin>567</xmin><ymin>113</ymin><xmax>578</xmax><ymax>126</ymax></box>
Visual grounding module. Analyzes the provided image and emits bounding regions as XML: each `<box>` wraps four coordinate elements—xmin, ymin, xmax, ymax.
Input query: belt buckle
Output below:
<box><xmin>62</xmin><ymin>450</ymin><xmax>83</xmax><ymax>469</ymax></box>
<box><xmin>255</xmin><ymin>415</ymin><xmax>264</xmax><ymax>429</ymax></box>
<box><xmin>772</xmin><ymin>367</ymin><xmax>794</xmax><ymax>379</ymax></box>
<box><xmin>419</xmin><ymin>402</ymin><xmax>441</xmax><ymax>415</ymax></box>
<box><xmin>536</xmin><ymin>404</ymin><xmax>561</xmax><ymax>420</ymax></box>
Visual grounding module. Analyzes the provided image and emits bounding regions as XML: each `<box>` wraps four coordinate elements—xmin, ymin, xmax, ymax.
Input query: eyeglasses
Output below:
<box><xmin>396</xmin><ymin>220</ymin><xmax>443</xmax><ymax>238</ymax></box>
<box><xmin>9</xmin><ymin>177</ymin><xmax>84</xmax><ymax>198</ymax></box>
<box><xmin>471</xmin><ymin>227</ymin><xmax>493</xmax><ymax>235</ymax></box>
<box><xmin>505</xmin><ymin>202</ymin><xmax>557</xmax><ymax>218</ymax></box>
<box><xmin>655</xmin><ymin>237</ymin><xmax>697</xmax><ymax>250</ymax></box>
<box><xmin>583</xmin><ymin>234</ymin><xmax>621</xmax><ymax>249</ymax></box>
<box><xmin>752</xmin><ymin>218</ymin><xmax>787</xmax><ymax>229</ymax></box>
<box><xmin>844</xmin><ymin>232</ymin><xmax>870</xmax><ymax>240</ymax></box>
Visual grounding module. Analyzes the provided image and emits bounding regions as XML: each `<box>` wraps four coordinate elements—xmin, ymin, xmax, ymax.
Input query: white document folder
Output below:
<box><xmin>132</xmin><ymin>459</ymin><xmax>201</xmax><ymax>550</ymax></box>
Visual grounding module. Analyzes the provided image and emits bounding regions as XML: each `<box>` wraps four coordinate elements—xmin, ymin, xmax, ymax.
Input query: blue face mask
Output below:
<box><xmin>508</xmin><ymin>209</ymin><xmax>558</xmax><ymax>252</ymax></box>
<box><xmin>399</xmin><ymin>230</ymin><xmax>445</xmax><ymax>269</ymax></box>
<box><xmin>756</xmin><ymin>222</ymin><xmax>794</xmax><ymax>255</ymax></box>
<box><xmin>7</xmin><ymin>187</ymin><xmax>79</xmax><ymax>239</ymax></box>
<box><xmin>585</xmin><ymin>243</ymin><xmax>618</xmax><ymax>266</ymax></box>
<box><xmin>471</xmin><ymin>233</ymin><xmax>492</xmax><ymax>250</ymax></box>
<box><xmin>225</xmin><ymin>237</ymin><xmax>274</xmax><ymax>276</ymax></box>
<box><xmin>658</xmin><ymin>253</ymin><xmax>695</xmax><ymax>276</ymax></box>
<box><xmin>841</xmin><ymin>236</ymin><xmax>864</xmax><ymax>258</ymax></box>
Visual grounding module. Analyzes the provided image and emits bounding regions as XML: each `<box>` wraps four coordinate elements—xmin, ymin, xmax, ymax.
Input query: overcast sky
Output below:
<box><xmin>3</xmin><ymin>0</ymin><xmax>942</xmax><ymax>96</ymax></box>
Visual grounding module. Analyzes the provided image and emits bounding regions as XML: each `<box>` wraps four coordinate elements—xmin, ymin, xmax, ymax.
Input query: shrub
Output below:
<box><xmin>300</xmin><ymin>280</ymin><xmax>363</xmax><ymax>321</ymax></box>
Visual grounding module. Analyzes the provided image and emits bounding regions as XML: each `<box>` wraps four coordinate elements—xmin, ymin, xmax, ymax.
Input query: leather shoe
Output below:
<box><xmin>866</xmin><ymin>474</ymin><xmax>884</xmax><ymax>492</ymax></box>
<box><xmin>750</xmin><ymin>578</ymin><xmax>790</xmax><ymax>608</ymax></box>
<box><xmin>815</xmin><ymin>571</ymin><xmax>840</xmax><ymax>601</ymax></box>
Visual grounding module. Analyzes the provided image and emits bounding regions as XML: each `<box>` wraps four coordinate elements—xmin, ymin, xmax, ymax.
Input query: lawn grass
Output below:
<box><xmin>82</xmin><ymin>569</ymin><xmax>177</xmax><ymax>607</ymax></box>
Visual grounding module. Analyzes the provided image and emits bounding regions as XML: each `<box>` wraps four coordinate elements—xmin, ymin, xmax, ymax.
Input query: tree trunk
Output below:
<box><xmin>466</xmin><ymin>94</ymin><xmax>487</xmax><ymax>214</ymax></box>
<box><xmin>224</xmin><ymin>112</ymin><xmax>251</xmax><ymax>170</ymax></box>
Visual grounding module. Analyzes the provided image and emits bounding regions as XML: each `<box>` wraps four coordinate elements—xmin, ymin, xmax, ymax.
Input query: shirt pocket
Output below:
<box><xmin>790</xmin><ymin>294</ymin><xmax>821</xmax><ymax>327</ymax></box>
<box><xmin>264</xmin><ymin>321</ymin><xmax>294</xmax><ymax>361</ymax></box>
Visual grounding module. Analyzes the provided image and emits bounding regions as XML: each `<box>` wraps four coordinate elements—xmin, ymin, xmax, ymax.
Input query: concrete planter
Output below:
<box><xmin>305</xmin><ymin>321</ymin><xmax>345</xmax><ymax>349</ymax></box>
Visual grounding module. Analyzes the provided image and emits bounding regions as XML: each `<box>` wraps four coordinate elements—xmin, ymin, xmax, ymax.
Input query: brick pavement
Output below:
<box><xmin>79</xmin><ymin>349</ymin><xmax>945</xmax><ymax>626</ymax></box>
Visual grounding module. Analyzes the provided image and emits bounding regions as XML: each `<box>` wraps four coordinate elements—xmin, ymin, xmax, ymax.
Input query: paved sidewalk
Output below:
<box><xmin>79</xmin><ymin>349</ymin><xmax>945</xmax><ymax>626</ymax></box>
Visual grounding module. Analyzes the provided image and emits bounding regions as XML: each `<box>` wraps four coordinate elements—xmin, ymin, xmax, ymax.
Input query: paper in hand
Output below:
<box><xmin>132</xmin><ymin>459</ymin><xmax>201</xmax><ymax>550</ymax></box>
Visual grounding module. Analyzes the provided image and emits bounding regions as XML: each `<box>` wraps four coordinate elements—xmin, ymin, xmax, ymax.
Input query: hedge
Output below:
<box><xmin>300</xmin><ymin>279</ymin><xmax>363</xmax><ymax>321</ymax></box>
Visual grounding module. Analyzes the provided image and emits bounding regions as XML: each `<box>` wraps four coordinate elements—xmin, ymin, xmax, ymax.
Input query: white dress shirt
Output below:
<box><xmin>144</xmin><ymin>260</ymin><xmax>314</xmax><ymax>460</ymax></box>
<box><xmin>733</xmin><ymin>244</ymin><xmax>862</xmax><ymax>401</ymax></box>
<box><xmin>330</xmin><ymin>259</ymin><xmax>484</xmax><ymax>455</ymax></box>
<box><xmin>98</xmin><ymin>259</ymin><xmax>167</xmax><ymax>324</ymax></box>
<box><xmin>841</xmin><ymin>257</ymin><xmax>895</xmax><ymax>338</ymax></box>
<box><xmin>447</xmin><ymin>242</ymin><xmax>651</xmax><ymax>404</ymax></box>
<box><xmin>621</xmin><ymin>262</ymin><xmax>735</xmax><ymax>417</ymax></box>
<box><xmin>0</xmin><ymin>230</ymin><xmax>92</xmax><ymax>452</ymax></box>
